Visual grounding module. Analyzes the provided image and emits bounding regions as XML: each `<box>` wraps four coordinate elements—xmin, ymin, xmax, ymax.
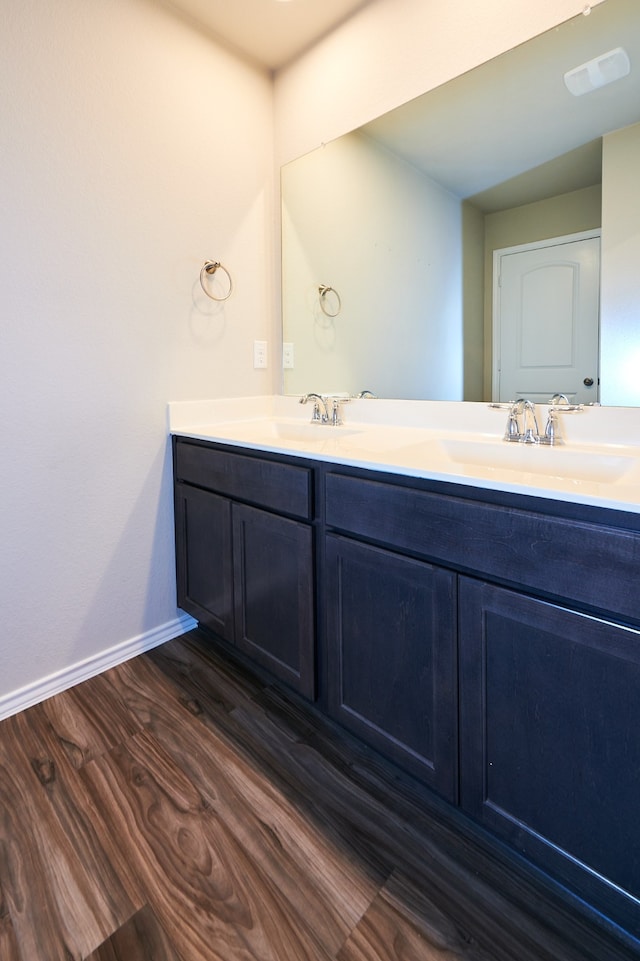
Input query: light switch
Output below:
<box><xmin>283</xmin><ymin>342</ymin><xmax>294</xmax><ymax>369</ymax></box>
<box><xmin>253</xmin><ymin>340</ymin><xmax>268</xmax><ymax>369</ymax></box>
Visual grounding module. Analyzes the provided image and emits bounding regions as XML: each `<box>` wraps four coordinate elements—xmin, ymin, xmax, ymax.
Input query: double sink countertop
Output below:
<box><xmin>169</xmin><ymin>396</ymin><xmax>640</xmax><ymax>515</ymax></box>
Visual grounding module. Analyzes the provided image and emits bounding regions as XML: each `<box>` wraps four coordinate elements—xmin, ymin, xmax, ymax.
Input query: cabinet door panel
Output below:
<box><xmin>233</xmin><ymin>503</ymin><xmax>315</xmax><ymax>699</ymax></box>
<box><xmin>459</xmin><ymin>577</ymin><xmax>640</xmax><ymax>933</ymax></box>
<box><xmin>174</xmin><ymin>483</ymin><xmax>233</xmax><ymax>641</ymax></box>
<box><xmin>325</xmin><ymin>534</ymin><xmax>457</xmax><ymax>799</ymax></box>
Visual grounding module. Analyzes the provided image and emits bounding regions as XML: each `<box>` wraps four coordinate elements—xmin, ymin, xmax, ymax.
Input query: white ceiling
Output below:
<box><xmin>158</xmin><ymin>0</ymin><xmax>373</xmax><ymax>70</ymax></box>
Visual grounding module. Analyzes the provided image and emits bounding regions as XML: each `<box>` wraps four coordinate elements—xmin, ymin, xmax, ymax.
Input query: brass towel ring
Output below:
<box><xmin>199</xmin><ymin>261</ymin><xmax>233</xmax><ymax>301</ymax></box>
<box><xmin>318</xmin><ymin>284</ymin><xmax>341</xmax><ymax>317</ymax></box>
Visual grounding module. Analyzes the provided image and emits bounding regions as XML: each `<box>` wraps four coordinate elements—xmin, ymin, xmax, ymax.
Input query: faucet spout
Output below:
<box><xmin>300</xmin><ymin>392</ymin><xmax>350</xmax><ymax>425</ymax></box>
<box><xmin>299</xmin><ymin>393</ymin><xmax>330</xmax><ymax>423</ymax></box>
<box><xmin>519</xmin><ymin>399</ymin><xmax>540</xmax><ymax>444</ymax></box>
<box><xmin>505</xmin><ymin>398</ymin><xmax>541</xmax><ymax>444</ymax></box>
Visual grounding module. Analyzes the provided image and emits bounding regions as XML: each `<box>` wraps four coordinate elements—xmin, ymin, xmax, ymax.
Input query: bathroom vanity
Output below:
<box><xmin>171</xmin><ymin>397</ymin><xmax>640</xmax><ymax>951</ymax></box>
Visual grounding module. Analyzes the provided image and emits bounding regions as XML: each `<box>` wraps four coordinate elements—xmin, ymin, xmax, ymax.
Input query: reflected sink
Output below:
<box><xmin>438</xmin><ymin>438</ymin><xmax>636</xmax><ymax>483</ymax></box>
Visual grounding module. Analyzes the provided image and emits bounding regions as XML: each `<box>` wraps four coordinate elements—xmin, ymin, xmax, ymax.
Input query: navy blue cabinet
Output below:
<box><xmin>325</xmin><ymin>533</ymin><xmax>458</xmax><ymax>799</ymax></box>
<box><xmin>173</xmin><ymin>439</ymin><xmax>640</xmax><ymax>946</ymax></box>
<box><xmin>323</xmin><ymin>466</ymin><xmax>640</xmax><ymax>941</ymax></box>
<box><xmin>458</xmin><ymin>577</ymin><xmax>640</xmax><ymax>937</ymax></box>
<box><xmin>173</xmin><ymin>439</ymin><xmax>315</xmax><ymax>699</ymax></box>
<box><xmin>233</xmin><ymin>502</ymin><xmax>314</xmax><ymax>698</ymax></box>
<box><xmin>175</xmin><ymin>482</ymin><xmax>233</xmax><ymax>641</ymax></box>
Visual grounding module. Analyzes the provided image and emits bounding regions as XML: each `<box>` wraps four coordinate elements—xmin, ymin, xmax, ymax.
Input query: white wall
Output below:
<box><xmin>274</xmin><ymin>0</ymin><xmax>604</xmax><ymax>166</ymax></box>
<box><xmin>0</xmin><ymin>0</ymin><xmax>274</xmax><ymax>708</ymax></box>
<box><xmin>282</xmin><ymin>132</ymin><xmax>462</xmax><ymax>400</ymax></box>
<box><xmin>600</xmin><ymin>121</ymin><xmax>640</xmax><ymax>406</ymax></box>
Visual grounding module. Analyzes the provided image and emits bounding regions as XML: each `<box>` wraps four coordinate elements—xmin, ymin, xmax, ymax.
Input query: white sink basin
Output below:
<box><xmin>204</xmin><ymin>418</ymin><xmax>363</xmax><ymax>446</ymax></box>
<box><xmin>269</xmin><ymin>420</ymin><xmax>362</xmax><ymax>442</ymax></box>
<box><xmin>336</xmin><ymin>424</ymin><xmax>435</xmax><ymax>454</ymax></box>
<box><xmin>438</xmin><ymin>437</ymin><xmax>637</xmax><ymax>484</ymax></box>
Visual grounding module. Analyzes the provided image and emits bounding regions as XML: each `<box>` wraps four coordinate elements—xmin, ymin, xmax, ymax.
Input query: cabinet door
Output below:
<box><xmin>233</xmin><ymin>503</ymin><xmax>315</xmax><ymax>700</ymax></box>
<box><xmin>459</xmin><ymin>577</ymin><xmax>640</xmax><ymax>935</ymax></box>
<box><xmin>325</xmin><ymin>534</ymin><xmax>457</xmax><ymax>800</ymax></box>
<box><xmin>174</xmin><ymin>482</ymin><xmax>233</xmax><ymax>641</ymax></box>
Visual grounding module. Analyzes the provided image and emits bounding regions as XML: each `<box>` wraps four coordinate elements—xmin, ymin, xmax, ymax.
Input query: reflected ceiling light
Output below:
<box><xmin>564</xmin><ymin>47</ymin><xmax>630</xmax><ymax>96</ymax></box>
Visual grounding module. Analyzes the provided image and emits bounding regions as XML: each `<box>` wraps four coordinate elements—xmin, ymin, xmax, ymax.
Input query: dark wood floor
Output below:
<box><xmin>0</xmin><ymin>629</ymin><xmax>637</xmax><ymax>961</ymax></box>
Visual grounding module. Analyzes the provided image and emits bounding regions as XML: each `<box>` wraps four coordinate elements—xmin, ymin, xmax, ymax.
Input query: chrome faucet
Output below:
<box><xmin>299</xmin><ymin>393</ymin><xmax>350</xmax><ymax>425</ymax></box>
<box><xmin>504</xmin><ymin>398</ymin><xmax>541</xmax><ymax>444</ymax></box>
<box><xmin>330</xmin><ymin>396</ymin><xmax>349</xmax><ymax>425</ymax></box>
<box><xmin>543</xmin><ymin>394</ymin><xmax>583</xmax><ymax>445</ymax></box>
<box><xmin>493</xmin><ymin>395</ymin><xmax>584</xmax><ymax>445</ymax></box>
<box><xmin>299</xmin><ymin>393</ymin><xmax>330</xmax><ymax>423</ymax></box>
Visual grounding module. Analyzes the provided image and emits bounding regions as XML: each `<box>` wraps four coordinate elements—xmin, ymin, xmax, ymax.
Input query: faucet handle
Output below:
<box><xmin>504</xmin><ymin>410</ymin><xmax>520</xmax><ymax>441</ymax></box>
<box><xmin>330</xmin><ymin>395</ymin><xmax>350</xmax><ymax>425</ymax></box>
<box><xmin>489</xmin><ymin>401</ymin><xmax>522</xmax><ymax>441</ymax></box>
<box><xmin>541</xmin><ymin>401</ymin><xmax>584</xmax><ymax>445</ymax></box>
<box><xmin>543</xmin><ymin>408</ymin><xmax>560</xmax><ymax>445</ymax></box>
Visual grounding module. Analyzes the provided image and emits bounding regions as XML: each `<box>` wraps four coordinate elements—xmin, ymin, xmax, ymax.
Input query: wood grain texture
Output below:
<box><xmin>104</xmin><ymin>655</ymin><xmax>378</xmax><ymax>955</ymax></box>
<box><xmin>41</xmin><ymin>669</ymin><xmax>143</xmax><ymax>769</ymax></box>
<box><xmin>337</xmin><ymin>871</ymin><xmax>479</xmax><ymax>961</ymax></box>
<box><xmin>81</xmin><ymin>730</ymin><xmax>335</xmax><ymax>961</ymax></box>
<box><xmin>86</xmin><ymin>905</ymin><xmax>182</xmax><ymax>961</ymax></box>
<box><xmin>0</xmin><ymin>879</ymin><xmax>21</xmax><ymax>961</ymax></box>
<box><xmin>0</xmin><ymin>629</ymin><xmax>637</xmax><ymax>961</ymax></box>
<box><xmin>0</xmin><ymin>704</ymin><xmax>142</xmax><ymax>961</ymax></box>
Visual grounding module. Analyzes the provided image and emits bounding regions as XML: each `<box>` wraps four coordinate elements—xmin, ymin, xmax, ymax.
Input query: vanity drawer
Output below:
<box><xmin>325</xmin><ymin>471</ymin><xmax>640</xmax><ymax>621</ymax></box>
<box><xmin>175</xmin><ymin>439</ymin><xmax>312</xmax><ymax>520</ymax></box>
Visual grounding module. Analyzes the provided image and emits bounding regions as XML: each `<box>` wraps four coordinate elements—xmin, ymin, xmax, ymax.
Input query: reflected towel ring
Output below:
<box><xmin>318</xmin><ymin>284</ymin><xmax>341</xmax><ymax>317</ymax></box>
<box><xmin>200</xmin><ymin>261</ymin><xmax>233</xmax><ymax>301</ymax></box>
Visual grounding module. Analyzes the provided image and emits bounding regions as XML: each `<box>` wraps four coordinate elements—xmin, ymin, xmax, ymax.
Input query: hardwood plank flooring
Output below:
<box><xmin>0</xmin><ymin>628</ymin><xmax>637</xmax><ymax>961</ymax></box>
<box><xmin>0</xmin><ymin>702</ymin><xmax>142</xmax><ymax>960</ymax></box>
<box><xmin>85</xmin><ymin>906</ymin><xmax>180</xmax><ymax>961</ymax></box>
<box><xmin>0</xmin><ymin>878</ymin><xmax>21</xmax><ymax>961</ymax></box>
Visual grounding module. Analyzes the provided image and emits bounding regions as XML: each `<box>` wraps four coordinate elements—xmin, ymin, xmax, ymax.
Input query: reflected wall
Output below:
<box><xmin>282</xmin><ymin>132</ymin><xmax>464</xmax><ymax>399</ymax></box>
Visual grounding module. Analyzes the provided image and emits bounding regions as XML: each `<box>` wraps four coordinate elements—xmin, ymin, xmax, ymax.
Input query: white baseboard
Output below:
<box><xmin>0</xmin><ymin>612</ymin><xmax>198</xmax><ymax>722</ymax></box>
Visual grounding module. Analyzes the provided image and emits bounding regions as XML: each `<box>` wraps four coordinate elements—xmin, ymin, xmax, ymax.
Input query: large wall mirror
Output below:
<box><xmin>281</xmin><ymin>0</ymin><xmax>640</xmax><ymax>405</ymax></box>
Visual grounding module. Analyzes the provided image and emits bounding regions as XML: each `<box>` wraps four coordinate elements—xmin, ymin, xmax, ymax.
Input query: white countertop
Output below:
<box><xmin>169</xmin><ymin>396</ymin><xmax>640</xmax><ymax>515</ymax></box>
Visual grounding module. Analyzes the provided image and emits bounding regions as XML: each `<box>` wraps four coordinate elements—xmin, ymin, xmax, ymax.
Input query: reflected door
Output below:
<box><xmin>493</xmin><ymin>233</ymin><xmax>600</xmax><ymax>405</ymax></box>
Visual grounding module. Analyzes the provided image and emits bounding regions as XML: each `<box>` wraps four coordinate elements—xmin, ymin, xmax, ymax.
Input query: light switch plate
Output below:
<box><xmin>253</xmin><ymin>340</ymin><xmax>268</xmax><ymax>369</ymax></box>
<box><xmin>283</xmin><ymin>342</ymin><xmax>294</xmax><ymax>369</ymax></box>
